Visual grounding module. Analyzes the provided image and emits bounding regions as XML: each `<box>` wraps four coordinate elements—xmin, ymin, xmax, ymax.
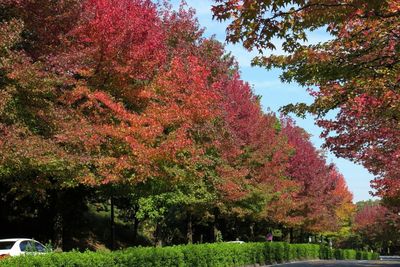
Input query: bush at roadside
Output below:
<box><xmin>0</xmin><ymin>242</ymin><xmax>380</xmax><ymax>267</ymax></box>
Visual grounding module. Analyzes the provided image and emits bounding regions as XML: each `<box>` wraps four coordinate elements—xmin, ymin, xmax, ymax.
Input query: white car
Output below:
<box><xmin>0</xmin><ymin>238</ymin><xmax>47</xmax><ymax>257</ymax></box>
<box><xmin>226</xmin><ymin>240</ymin><xmax>245</xmax><ymax>244</ymax></box>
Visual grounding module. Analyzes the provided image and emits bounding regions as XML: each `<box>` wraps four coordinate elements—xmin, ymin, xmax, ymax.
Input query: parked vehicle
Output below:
<box><xmin>0</xmin><ymin>238</ymin><xmax>47</xmax><ymax>257</ymax></box>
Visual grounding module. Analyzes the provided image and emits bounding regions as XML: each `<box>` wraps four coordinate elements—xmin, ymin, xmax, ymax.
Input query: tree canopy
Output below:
<box><xmin>212</xmin><ymin>0</ymin><xmax>400</xmax><ymax>205</ymax></box>
<box><xmin>0</xmin><ymin>0</ymin><xmax>355</xmax><ymax>249</ymax></box>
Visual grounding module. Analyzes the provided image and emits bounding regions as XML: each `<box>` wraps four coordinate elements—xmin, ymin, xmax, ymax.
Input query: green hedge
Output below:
<box><xmin>0</xmin><ymin>242</ymin><xmax>379</xmax><ymax>267</ymax></box>
<box><xmin>320</xmin><ymin>245</ymin><xmax>379</xmax><ymax>261</ymax></box>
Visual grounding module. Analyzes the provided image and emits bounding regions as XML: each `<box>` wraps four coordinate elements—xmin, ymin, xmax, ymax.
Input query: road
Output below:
<box><xmin>266</xmin><ymin>258</ymin><xmax>400</xmax><ymax>267</ymax></box>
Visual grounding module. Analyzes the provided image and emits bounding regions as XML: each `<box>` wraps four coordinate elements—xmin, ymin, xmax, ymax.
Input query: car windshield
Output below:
<box><xmin>19</xmin><ymin>241</ymin><xmax>46</xmax><ymax>252</ymax></box>
<box><xmin>34</xmin><ymin>242</ymin><xmax>46</xmax><ymax>252</ymax></box>
<box><xmin>0</xmin><ymin>241</ymin><xmax>15</xmax><ymax>250</ymax></box>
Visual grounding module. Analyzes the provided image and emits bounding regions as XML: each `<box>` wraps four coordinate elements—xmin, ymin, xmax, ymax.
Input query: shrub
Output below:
<box><xmin>371</xmin><ymin>252</ymin><xmax>380</xmax><ymax>260</ymax></box>
<box><xmin>114</xmin><ymin>247</ymin><xmax>184</xmax><ymax>267</ymax></box>
<box><xmin>320</xmin><ymin>245</ymin><xmax>334</xmax><ymax>260</ymax></box>
<box><xmin>0</xmin><ymin>242</ymin><xmax>379</xmax><ymax>267</ymax></box>
<box><xmin>263</xmin><ymin>242</ymin><xmax>273</xmax><ymax>264</ymax></box>
<box><xmin>343</xmin><ymin>249</ymin><xmax>357</xmax><ymax>260</ymax></box>
<box><xmin>271</xmin><ymin>242</ymin><xmax>286</xmax><ymax>263</ymax></box>
<box><xmin>0</xmin><ymin>251</ymin><xmax>116</xmax><ymax>267</ymax></box>
<box><xmin>285</xmin><ymin>243</ymin><xmax>296</xmax><ymax>261</ymax></box>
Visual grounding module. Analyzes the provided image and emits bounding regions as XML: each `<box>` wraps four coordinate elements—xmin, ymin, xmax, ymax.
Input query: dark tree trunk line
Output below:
<box><xmin>187</xmin><ymin>211</ymin><xmax>193</xmax><ymax>244</ymax></box>
<box><xmin>53</xmin><ymin>191</ymin><xmax>64</xmax><ymax>251</ymax></box>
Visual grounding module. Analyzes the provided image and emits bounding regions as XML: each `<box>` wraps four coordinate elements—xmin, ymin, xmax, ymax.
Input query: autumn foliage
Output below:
<box><xmin>212</xmin><ymin>0</ymin><xmax>400</xmax><ymax>206</ymax></box>
<box><xmin>0</xmin><ymin>0</ymin><xmax>355</xmax><ymax>248</ymax></box>
<box><xmin>353</xmin><ymin>202</ymin><xmax>400</xmax><ymax>253</ymax></box>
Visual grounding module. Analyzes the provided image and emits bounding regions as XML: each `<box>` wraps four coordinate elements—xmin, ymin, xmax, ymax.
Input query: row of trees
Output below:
<box><xmin>339</xmin><ymin>200</ymin><xmax>400</xmax><ymax>255</ymax></box>
<box><xmin>0</xmin><ymin>0</ymin><xmax>353</xmax><ymax>249</ymax></box>
<box><xmin>212</xmin><ymin>0</ymin><xmax>400</xmax><ymax>210</ymax></box>
<box><xmin>212</xmin><ymin>0</ymin><xmax>400</xmax><ymax>254</ymax></box>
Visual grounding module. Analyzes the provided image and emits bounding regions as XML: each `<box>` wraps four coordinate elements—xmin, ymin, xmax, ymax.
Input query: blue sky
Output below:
<box><xmin>169</xmin><ymin>0</ymin><xmax>376</xmax><ymax>202</ymax></box>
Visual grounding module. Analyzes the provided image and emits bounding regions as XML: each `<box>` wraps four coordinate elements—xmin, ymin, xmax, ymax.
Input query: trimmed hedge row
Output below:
<box><xmin>320</xmin><ymin>246</ymin><xmax>379</xmax><ymax>261</ymax></box>
<box><xmin>0</xmin><ymin>242</ymin><xmax>379</xmax><ymax>267</ymax></box>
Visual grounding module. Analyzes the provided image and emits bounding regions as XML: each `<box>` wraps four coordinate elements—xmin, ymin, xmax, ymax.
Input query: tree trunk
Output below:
<box><xmin>234</xmin><ymin>218</ymin><xmax>239</xmax><ymax>240</ymax></box>
<box><xmin>300</xmin><ymin>228</ymin><xmax>305</xmax><ymax>243</ymax></box>
<box><xmin>155</xmin><ymin>222</ymin><xmax>162</xmax><ymax>247</ymax></box>
<box><xmin>110</xmin><ymin>196</ymin><xmax>115</xmax><ymax>250</ymax></box>
<box><xmin>250</xmin><ymin>222</ymin><xmax>255</xmax><ymax>241</ymax></box>
<box><xmin>53</xmin><ymin>192</ymin><xmax>63</xmax><ymax>251</ymax></box>
<box><xmin>132</xmin><ymin>216</ymin><xmax>139</xmax><ymax>244</ymax></box>
<box><xmin>213</xmin><ymin>208</ymin><xmax>220</xmax><ymax>242</ymax></box>
<box><xmin>213</xmin><ymin>224</ymin><xmax>218</xmax><ymax>242</ymax></box>
<box><xmin>187</xmin><ymin>211</ymin><xmax>193</xmax><ymax>244</ymax></box>
<box><xmin>283</xmin><ymin>228</ymin><xmax>290</xmax><ymax>243</ymax></box>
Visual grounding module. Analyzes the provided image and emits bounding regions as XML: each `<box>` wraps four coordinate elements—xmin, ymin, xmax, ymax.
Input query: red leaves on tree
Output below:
<box><xmin>64</xmin><ymin>0</ymin><xmax>166</xmax><ymax>91</ymax></box>
<box><xmin>212</xmin><ymin>0</ymin><xmax>400</xmax><ymax>206</ymax></box>
<box><xmin>0</xmin><ymin>0</ymin><xmax>357</xmax><ymax>234</ymax></box>
<box><xmin>2</xmin><ymin>0</ymin><xmax>81</xmax><ymax>59</ymax></box>
<box><xmin>354</xmin><ymin>204</ymin><xmax>387</xmax><ymax>232</ymax></box>
<box><xmin>319</xmin><ymin>91</ymin><xmax>400</xmax><ymax>200</ymax></box>
<box><xmin>218</xmin><ymin>74</ymin><xmax>262</xmax><ymax>146</ymax></box>
<box><xmin>352</xmin><ymin>203</ymin><xmax>400</xmax><ymax>248</ymax></box>
<box><xmin>281</xmin><ymin>118</ymin><xmax>354</xmax><ymax>231</ymax></box>
<box><xmin>58</xmin><ymin>53</ymin><xmax>221</xmax><ymax>185</ymax></box>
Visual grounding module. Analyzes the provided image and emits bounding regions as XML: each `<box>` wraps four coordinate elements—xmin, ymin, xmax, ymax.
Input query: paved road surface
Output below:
<box><xmin>268</xmin><ymin>259</ymin><xmax>400</xmax><ymax>267</ymax></box>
